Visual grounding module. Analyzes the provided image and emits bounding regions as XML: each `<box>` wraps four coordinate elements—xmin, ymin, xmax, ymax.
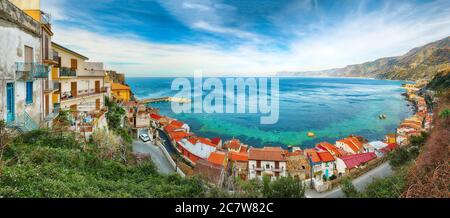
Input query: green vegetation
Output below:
<box><xmin>236</xmin><ymin>176</ymin><xmax>305</xmax><ymax>198</ymax></box>
<box><xmin>341</xmin><ymin>177</ymin><xmax>359</xmax><ymax>198</ymax></box>
<box><xmin>439</xmin><ymin>108</ymin><xmax>450</xmax><ymax>119</ymax></box>
<box><xmin>0</xmin><ymin>129</ymin><xmax>206</xmax><ymax>197</ymax></box>
<box><xmin>105</xmin><ymin>97</ymin><xmax>126</xmax><ymax>132</ymax></box>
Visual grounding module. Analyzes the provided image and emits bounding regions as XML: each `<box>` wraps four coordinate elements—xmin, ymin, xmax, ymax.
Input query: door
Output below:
<box><xmin>45</xmin><ymin>94</ymin><xmax>49</xmax><ymax>116</ymax></box>
<box><xmin>24</xmin><ymin>46</ymin><xmax>33</xmax><ymax>71</ymax></box>
<box><xmin>256</xmin><ymin>160</ymin><xmax>261</xmax><ymax>168</ymax></box>
<box><xmin>6</xmin><ymin>83</ymin><xmax>15</xmax><ymax>122</ymax></box>
<box><xmin>96</xmin><ymin>98</ymin><xmax>100</xmax><ymax>110</ymax></box>
<box><xmin>275</xmin><ymin>161</ymin><xmax>279</xmax><ymax>169</ymax></box>
<box><xmin>71</xmin><ymin>82</ymin><xmax>77</xmax><ymax>97</ymax></box>
<box><xmin>95</xmin><ymin>81</ymin><xmax>100</xmax><ymax>93</ymax></box>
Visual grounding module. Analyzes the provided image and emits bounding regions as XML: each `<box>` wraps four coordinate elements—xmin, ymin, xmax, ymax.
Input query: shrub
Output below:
<box><xmin>341</xmin><ymin>177</ymin><xmax>359</xmax><ymax>198</ymax></box>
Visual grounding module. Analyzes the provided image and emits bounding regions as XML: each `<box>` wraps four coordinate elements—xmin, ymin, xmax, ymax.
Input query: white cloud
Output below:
<box><xmin>47</xmin><ymin>0</ymin><xmax>450</xmax><ymax>76</ymax></box>
<box><xmin>182</xmin><ymin>2</ymin><xmax>211</xmax><ymax>11</ymax></box>
<box><xmin>51</xmin><ymin>26</ymin><xmax>292</xmax><ymax>77</ymax></box>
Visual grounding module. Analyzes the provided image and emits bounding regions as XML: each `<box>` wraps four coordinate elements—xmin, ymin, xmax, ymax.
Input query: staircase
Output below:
<box><xmin>6</xmin><ymin>111</ymin><xmax>39</xmax><ymax>133</ymax></box>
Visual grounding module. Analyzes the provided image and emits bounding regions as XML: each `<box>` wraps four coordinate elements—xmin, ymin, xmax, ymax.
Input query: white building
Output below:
<box><xmin>1</xmin><ymin>0</ymin><xmax>44</xmax><ymax>132</ymax></box>
<box><xmin>364</xmin><ymin>141</ymin><xmax>388</xmax><ymax>157</ymax></box>
<box><xmin>248</xmin><ymin>147</ymin><xmax>288</xmax><ymax>181</ymax></box>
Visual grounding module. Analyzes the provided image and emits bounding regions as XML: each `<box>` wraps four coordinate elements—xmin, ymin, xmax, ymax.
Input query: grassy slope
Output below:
<box><xmin>0</xmin><ymin>129</ymin><xmax>205</xmax><ymax>198</ymax></box>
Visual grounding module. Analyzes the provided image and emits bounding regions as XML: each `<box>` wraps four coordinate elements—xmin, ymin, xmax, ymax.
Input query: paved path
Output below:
<box><xmin>305</xmin><ymin>162</ymin><xmax>393</xmax><ymax>198</ymax></box>
<box><xmin>132</xmin><ymin>140</ymin><xmax>175</xmax><ymax>175</ymax></box>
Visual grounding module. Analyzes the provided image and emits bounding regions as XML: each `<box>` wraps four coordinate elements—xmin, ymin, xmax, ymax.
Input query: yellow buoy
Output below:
<box><xmin>307</xmin><ymin>132</ymin><xmax>315</xmax><ymax>137</ymax></box>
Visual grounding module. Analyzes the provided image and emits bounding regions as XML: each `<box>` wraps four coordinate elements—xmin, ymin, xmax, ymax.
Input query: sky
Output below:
<box><xmin>42</xmin><ymin>0</ymin><xmax>450</xmax><ymax>77</ymax></box>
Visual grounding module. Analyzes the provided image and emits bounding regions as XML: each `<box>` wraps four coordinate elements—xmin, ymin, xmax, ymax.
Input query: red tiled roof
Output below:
<box><xmin>239</xmin><ymin>145</ymin><xmax>248</xmax><ymax>153</ymax></box>
<box><xmin>211</xmin><ymin>137</ymin><xmax>221</xmax><ymax>146</ymax></box>
<box><xmin>337</xmin><ymin>137</ymin><xmax>364</xmax><ymax>153</ymax></box>
<box><xmin>248</xmin><ymin>147</ymin><xmax>287</xmax><ymax>161</ymax></box>
<box><xmin>387</xmin><ymin>143</ymin><xmax>398</xmax><ymax>150</ymax></box>
<box><xmin>198</xmin><ymin>137</ymin><xmax>217</xmax><ymax>147</ymax></box>
<box><xmin>316</xmin><ymin>142</ymin><xmax>345</xmax><ymax>157</ymax></box>
<box><xmin>317</xmin><ymin>151</ymin><xmax>335</xmax><ymax>162</ymax></box>
<box><xmin>208</xmin><ymin>151</ymin><xmax>227</xmax><ymax>166</ymax></box>
<box><xmin>150</xmin><ymin>113</ymin><xmax>162</xmax><ymax>120</ymax></box>
<box><xmin>225</xmin><ymin>139</ymin><xmax>241</xmax><ymax>150</ymax></box>
<box><xmin>164</xmin><ymin>125</ymin><xmax>176</xmax><ymax>133</ymax></box>
<box><xmin>228</xmin><ymin>151</ymin><xmax>248</xmax><ymax>162</ymax></box>
<box><xmin>170</xmin><ymin>120</ymin><xmax>184</xmax><ymax>128</ymax></box>
<box><xmin>304</xmin><ymin>149</ymin><xmax>321</xmax><ymax>163</ymax></box>
<box><xmin>340</xmin><ymin>152</ymin><xmax>377</xmax><ymax>169</ymax></box>
<box><xmin>168</xmin><ymin>131</ymin><xmax>193</xmax><ymax>142</ymax></box>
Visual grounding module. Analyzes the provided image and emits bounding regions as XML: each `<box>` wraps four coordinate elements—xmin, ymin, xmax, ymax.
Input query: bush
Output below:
<box><xmin>341</xmin><ymin>177</ymin><xmax>359</xmax><ymax>198</ymax></box>
<box><xmin>388</xmin><ymin>147</ymin><xmax>411</xmax><ymax>168</ymax></box>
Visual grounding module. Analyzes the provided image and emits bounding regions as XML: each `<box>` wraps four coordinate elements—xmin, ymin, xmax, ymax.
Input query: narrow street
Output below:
<box><xmin>305</xmin><ymin>162</ymin><xmax>393</xmax><ymax>198</ymax></box>
<box><xmin>132</xmin><ymin>140</ymin><xmax>175</xmax><ymax>175</ymax></box>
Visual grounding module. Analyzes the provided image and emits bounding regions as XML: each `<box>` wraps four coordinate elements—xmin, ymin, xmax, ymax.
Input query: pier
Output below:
<box><xmin>139</xmin><ymin>96</ymin><xmax>191</xmax><ymax>104</ymax></box>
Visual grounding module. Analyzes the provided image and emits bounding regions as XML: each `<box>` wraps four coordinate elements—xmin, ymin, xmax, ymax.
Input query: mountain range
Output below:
<box><xmin>278</xmin><ymin>36</ymin><xmax>450</xmax><ymax>81</ymax></box>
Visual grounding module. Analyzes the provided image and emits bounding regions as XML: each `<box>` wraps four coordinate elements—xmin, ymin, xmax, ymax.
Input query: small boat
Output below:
<box><xmin>379</xmin><ymin>114</ymin><xmax>387</xmax><ymax>120</ymax></box>
<box><xmin>307</xmin><ymin>132</ymin><xmax>315</xmax><ymax>137</ymax></box>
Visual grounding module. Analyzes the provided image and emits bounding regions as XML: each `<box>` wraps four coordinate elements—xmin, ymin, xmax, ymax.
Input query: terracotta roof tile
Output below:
<box><xmin>248</xmin><ymin>147</ymin><xmax>287</xmax><ymax>161</ymax></box>
<box><xmin>207</xmin><ymin>151</ymin><xmax>227</xmax><ymax>166</ymax></box>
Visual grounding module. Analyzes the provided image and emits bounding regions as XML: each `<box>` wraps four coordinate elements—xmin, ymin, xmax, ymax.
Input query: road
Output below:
<box><xmin>132</xmin><ymin>140</ymin><xmax>175</xmax><ymax>175</ymax></box>
<box><xmin>305</xmin><ymin>162</ymin><xmax>393</xmax><ymax>198</ymax></box>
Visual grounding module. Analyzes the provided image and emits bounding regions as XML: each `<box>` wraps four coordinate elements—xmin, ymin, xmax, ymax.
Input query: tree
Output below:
<box><xmin>105</xmin><ymin>97</ymin><xmax>125</xmax><ymax>131</ymax></box>
<box><xmin>265</xmin><ymin>176</ymin><xmax>305</xmax><ymax>198</ymax></box>
<box><xmin>341</xmin><ymin>177</ymin><xmax>359</xmax><ymax>198</ymax></box>
<box><xmin>91</xmin><ymin>129</ymin><xmax>122</xmax><ymax>160</ymax></box>
<box><xmin>388</xmin><ymin>147</ymin><xmax>411</xmax><ymax>168</ymax></box>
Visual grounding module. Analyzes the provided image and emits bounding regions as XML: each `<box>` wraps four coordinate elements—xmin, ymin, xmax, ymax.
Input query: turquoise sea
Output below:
<box><xmin>127</xmin><ymin>77</ymin><xmax>414</xmax><ymax>149</ymax></box>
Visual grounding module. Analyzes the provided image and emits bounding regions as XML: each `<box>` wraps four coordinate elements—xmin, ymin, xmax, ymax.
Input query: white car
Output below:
<box><xmin>139</xmin><ymin>133</ymin><xmax>151</xmax><ymax>142</ymax></box>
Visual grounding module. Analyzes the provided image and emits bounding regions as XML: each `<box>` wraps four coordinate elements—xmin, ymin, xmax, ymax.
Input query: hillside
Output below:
<box><xmin>279</xmin><ymin>36</ymin><xmax>450</xmax><ymax>81</ymax></box>
<box><xmin>0</xmin><ymin>128</ymin><xmax>206</xmax><ymax>197</ymax></box>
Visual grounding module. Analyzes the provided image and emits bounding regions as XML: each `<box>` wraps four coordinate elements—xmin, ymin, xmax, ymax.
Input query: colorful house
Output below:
<box><xmin>336</xmin><ymin>152</ymin><xmax>377</xmax><ymax>175</ymax></box>
<box><xmin>304</xmin><ymin>149</ymin><xmax>336</xmax><ymax>180</ymax></box>
<box><xmin>336</xmin><ymin>136</ymin><xmax>365</xmax><ymax>154</ymax></box>
<box><xmin>111</xmin><ymin>82</ymin><xmax>131</xmax><ymax>102</ymax></box>
<box><xmin>248</xmin><ymin>146</ymin><xmax>288</xmax><ymax>181</ymax></box>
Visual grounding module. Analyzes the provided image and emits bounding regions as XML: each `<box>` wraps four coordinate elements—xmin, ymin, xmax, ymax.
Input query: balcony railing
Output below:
<box><xmin>61</xmin><ymin>88</ymin><xmax>107</xmax><ymax>101</ymax></box>
<box><xmin>41</xmin><ymin>12</ymin><xmax>51</xmax><ymax>26</ymax></box>
<box><xmin>44</xmin><ymin>80</ymin><xmax>60</xmax><ymax>92</ymax></box>
<box><xmin>59</xmin><ymin>67</ymin><xmax>77</xmax><ymax>77</ymax></box>
<box><xmin>15</xmin><ymin>62</ymin><xmax>49</xmax><ymax>80</ymax></box>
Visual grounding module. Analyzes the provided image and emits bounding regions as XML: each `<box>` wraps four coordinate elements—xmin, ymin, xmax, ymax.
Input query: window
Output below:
<box><xmin>26</xmin><ymin>81</ymin><xmax>33</xmax><ymax>104</ymax></box>
<box><xmin>266</xmin><ymin>164</ymin><xmax>270</xmax><ymax>169</ymax></box>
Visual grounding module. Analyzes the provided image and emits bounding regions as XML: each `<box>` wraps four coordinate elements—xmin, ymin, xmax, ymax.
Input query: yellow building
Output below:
<box><xmin>111</xmin><ymin>83</ymin><xmax>131</xmax><ymax>102</ymax></box>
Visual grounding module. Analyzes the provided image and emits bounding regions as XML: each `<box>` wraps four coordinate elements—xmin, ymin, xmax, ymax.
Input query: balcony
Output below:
<box><xmin>59</xmin><ymin>67</ymin><xmax>77</xmax><ymax>77</ymax></box>
<box><xmin>15</xmin><ymin>62</ymin><xmax>49</xmax><ymax>80</ymax></box>
<box><xmin>44</xmin><ymin>103</ymin><xmax>60</xmax><ymax>122</ymax></box>
<box><xmin>61</xmin><ymin>88</ymin><xmax>107</xmax><ymax>102</ymax></box>
<box><xmin>44</xmin><ymin>80</ymin><xmax>60</xmax><ymax>93</ymax></box>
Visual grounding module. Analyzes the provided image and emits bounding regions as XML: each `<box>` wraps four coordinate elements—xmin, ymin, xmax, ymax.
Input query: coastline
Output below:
<box><xmin>129</xmin><ymin>77</ymin><xmax>414</xmax><ymax>149</ymax></box>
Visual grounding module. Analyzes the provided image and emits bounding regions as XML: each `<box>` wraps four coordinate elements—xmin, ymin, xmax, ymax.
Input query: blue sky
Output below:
<box><xmin>42</xmin><ymin>0</ymin><xmax>450</xmax><ymax>76</ymax></box>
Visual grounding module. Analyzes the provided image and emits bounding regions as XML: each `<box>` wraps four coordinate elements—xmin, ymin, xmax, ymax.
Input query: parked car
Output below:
<box><xmin>139</xmin><ymin>133</ymin><xmax>150</xmax><ymax>142</ymax></box>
